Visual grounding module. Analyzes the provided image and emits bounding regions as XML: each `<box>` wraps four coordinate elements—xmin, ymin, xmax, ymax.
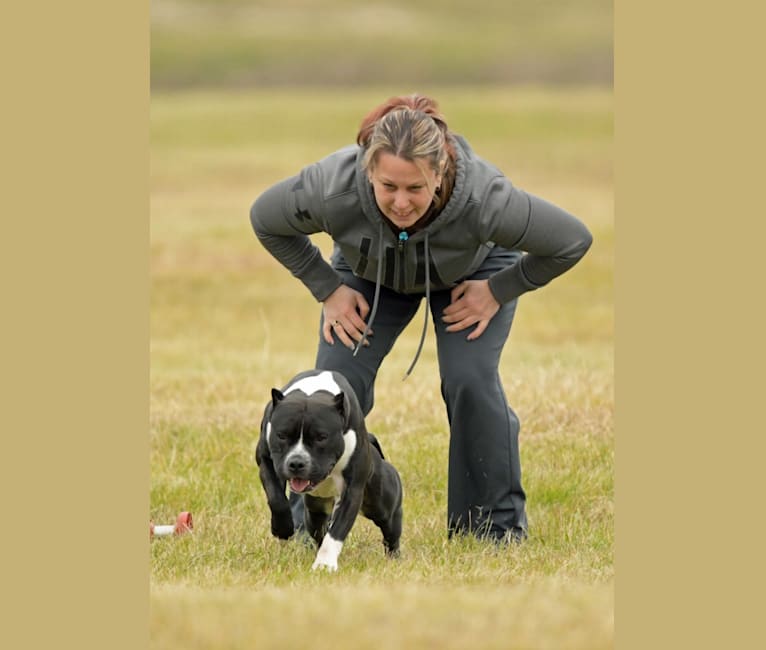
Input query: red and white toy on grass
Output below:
<box><xmin>150</xmin><ymin>511</ymin><xmax>193</xmax><ymax>539</ymax></box>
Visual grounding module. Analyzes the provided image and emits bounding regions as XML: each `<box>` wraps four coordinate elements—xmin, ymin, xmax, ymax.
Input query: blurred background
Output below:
<box><xmin>151</xmin><ymin>0</ymin><xmax>612</xmax><ymax>90</ymax></box>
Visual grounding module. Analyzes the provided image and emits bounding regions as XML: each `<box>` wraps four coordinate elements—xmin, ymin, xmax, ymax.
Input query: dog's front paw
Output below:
<box><xmin>311</xmin><ymin>534</ymin><xmax>344</xmax><ymax>572</ymax></box>
<box><xmin>271</xmin><ymin>511</ymin><xmax>294</xmax><ymax>540</ymax></box>
<box><xmin>311</xmin><ymin>556</ymin><xmax>338</xmax><ymax>572</ymax></box>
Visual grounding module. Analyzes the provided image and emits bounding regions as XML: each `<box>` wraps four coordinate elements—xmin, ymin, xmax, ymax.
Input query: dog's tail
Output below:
<box><xmin>367</xmin><ymin>432</ymin><xmax>385</xmax><ymax>460</ymax></box>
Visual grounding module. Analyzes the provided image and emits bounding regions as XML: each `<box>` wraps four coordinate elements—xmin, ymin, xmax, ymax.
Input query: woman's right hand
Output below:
<box><xmin>321</xmin><ymin>284</ymin><xmax>372</xmax><ymax>348</ymax></box>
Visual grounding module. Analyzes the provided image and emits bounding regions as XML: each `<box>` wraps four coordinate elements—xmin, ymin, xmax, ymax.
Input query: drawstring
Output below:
<box><xmin>403</xmin><ymin>231</ymin><xmax>429</xmax><ymax>379</ymax></box>
<box><xmin>353</xmin><ymin>221</ymin><xmax>384</xmax><ymax>357</ymax></box>
<box><xmin>353</xmin><ymin>226</ymin><xmax>431</xmax><ymax>380</ymax></box>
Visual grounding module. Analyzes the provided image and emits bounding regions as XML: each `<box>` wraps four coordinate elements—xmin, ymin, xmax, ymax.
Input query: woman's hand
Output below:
<box><xmin>322</xmin><ymin>284</ymin><xmax>372</xmax><ymax>348</ymax></box>
<box><xmin>442</xmin><ymin>279</ymin><xmax>500</xmax><ymax>341</ymax></box>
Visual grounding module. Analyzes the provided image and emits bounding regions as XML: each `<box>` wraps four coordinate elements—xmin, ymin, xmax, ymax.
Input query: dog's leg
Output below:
<box><xmin>303</xmin><ymin>495</ymin><xmax>331</xmax><ymax>547</ymax></box>
<box><xmin>366</xmin><ymin>499</ymin><xmax>402</xmax><ymax>557</ymax></box>
<box><xmin>362</xmin><ymin>458</ymin><xmax>403</xmax><ymax>557</ymax></box>
<box><xmin>364</xmin><ymin>508</ymin><xmax>402</xmax><ymax>557</ymax></box>
<box><xmin>257</xmin><ymin>452</ymin><xmax>294</xmax><ymax>540</ymax></box>
<box><xmin>383</xmin><ymin>506</ymin><xmax>403</xmax><ymax>557</ymax></box>
<box><xmin>311</xmin><ymin>482</ymin><xmax>365</xmax><ymax>572</ymax></box>
<box><xmin>385</xmin><ymin>468</ymin><xmax>403</xmax><ymax>556</ymax></box>
<box><xmin>312</xmin><ymin>535</ymin><xmax>344</xmax><ymax>572</ymax></box>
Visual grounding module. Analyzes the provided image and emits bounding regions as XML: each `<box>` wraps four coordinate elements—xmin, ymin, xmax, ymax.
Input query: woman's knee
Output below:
<box><xmin>440</xmin><ymin>359</ymin><xmax>499</xmax><ymax>395</ymax></box>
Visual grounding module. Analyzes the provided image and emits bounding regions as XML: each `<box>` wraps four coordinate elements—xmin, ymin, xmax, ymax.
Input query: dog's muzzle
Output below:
<box><xmin>283</xmin><ymin>449</ymin><xmax>321</xmax><ymax>493</ymax></box>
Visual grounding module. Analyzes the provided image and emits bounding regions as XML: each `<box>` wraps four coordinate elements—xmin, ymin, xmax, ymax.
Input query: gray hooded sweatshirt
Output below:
<box><xmin>250</xmin><ymin>135</ymin><xmax>593</xmax><ymax>307</ymax></box>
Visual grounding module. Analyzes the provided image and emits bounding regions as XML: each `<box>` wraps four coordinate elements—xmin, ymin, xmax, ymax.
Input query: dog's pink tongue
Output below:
<box><xmin>290</xmin><ymin>478</ymin><xmax>311</xmax><ymax>493</ymax></box>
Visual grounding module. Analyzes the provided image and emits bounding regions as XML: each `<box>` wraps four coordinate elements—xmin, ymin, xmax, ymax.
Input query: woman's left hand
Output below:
<box><xmin>442</xmin><ymin>279</ymin><xmax>500</xmax><ymax>341</ymax></box>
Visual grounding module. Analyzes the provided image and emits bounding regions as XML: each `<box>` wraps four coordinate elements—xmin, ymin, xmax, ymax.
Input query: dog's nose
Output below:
<box><xmin>288</xmin><ymin>458</ymin><xmax>307</xmax><ymax>474</ymax></box>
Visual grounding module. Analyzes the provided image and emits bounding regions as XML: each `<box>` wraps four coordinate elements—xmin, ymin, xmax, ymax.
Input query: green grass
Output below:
<box><xmin>150</xmin><ymin>86</ymin><xmax>613</xmax><ymax>649</ymax></box>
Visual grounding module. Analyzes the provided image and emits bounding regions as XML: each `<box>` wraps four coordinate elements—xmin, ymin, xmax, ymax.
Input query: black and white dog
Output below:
<box><xmin>256</xmin><ymin>369</ymin><xmax>403</xmax><ymax>571</ymax></box>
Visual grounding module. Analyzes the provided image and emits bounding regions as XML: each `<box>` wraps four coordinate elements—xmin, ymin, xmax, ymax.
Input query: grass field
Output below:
<box><xmin>150</xmin><ymin>86</ymin><xmax>613</xmax><ymax>649</ymax></box>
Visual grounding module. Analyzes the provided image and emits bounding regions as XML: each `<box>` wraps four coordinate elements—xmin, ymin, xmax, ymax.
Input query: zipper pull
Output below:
<box><xmin>398</xmin><ymin>230</ymin><xmax>409</xmax><ymax>251</ymax></box>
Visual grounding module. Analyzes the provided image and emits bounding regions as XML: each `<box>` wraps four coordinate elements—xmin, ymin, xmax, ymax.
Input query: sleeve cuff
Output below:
<box><xmin>298</xmin><ymin>256</ymin><xmax>344</xmax><ymax>302</ymax></box>
<box><xmin>487</xmin><ymin>259</ymin><xmax>541</xmax><ymax>304</ymax></box>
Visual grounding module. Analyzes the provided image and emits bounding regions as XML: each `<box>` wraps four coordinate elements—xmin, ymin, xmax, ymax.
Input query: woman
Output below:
<box><xmin>250</xmin><ymin>94</ymin><xmax>592</xmax><ymax>544</ymax></box>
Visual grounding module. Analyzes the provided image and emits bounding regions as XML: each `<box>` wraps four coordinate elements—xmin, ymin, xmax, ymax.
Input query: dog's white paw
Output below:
<box><xmin>311</xmin><ymin>557</ymin><xmax>338</xmax><ymax>572</ymax></box>
<box><xmin>311</xmin><ymin>534</ymin><xmax>343</xmax><ymax>572</ymax></box>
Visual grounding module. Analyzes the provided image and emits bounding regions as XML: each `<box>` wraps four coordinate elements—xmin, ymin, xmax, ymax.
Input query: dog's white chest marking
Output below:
<box><xmin>336</xmin><ymin>429</ymin><xmax>357</xmax><ymax>472</ymax></box>
<box><xmin>308</xmin><ymin>429</ymin><xmax>357</xmax><ymax>498</ymax></box>
<box><xmin>312</xmin><ymin>534</ymin><xmax>344</xmax><ymax>572</ymax></box>
<box><xmin>284</xmin><ymin>371</ymin><xmax>341</xmax><ymax>396</ymax></box>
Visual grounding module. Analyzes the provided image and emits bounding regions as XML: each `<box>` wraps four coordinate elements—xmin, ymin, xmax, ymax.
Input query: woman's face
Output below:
<box><xmin>368</xmin><ymin>152</ymin><xmax>440</xmax><ymax>229</ymax></box>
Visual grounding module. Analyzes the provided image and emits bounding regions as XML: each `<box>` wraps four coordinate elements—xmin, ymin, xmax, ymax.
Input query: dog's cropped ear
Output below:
<box><xmin>271</xmin><ymin>388</ymin><xmax>285</xmax><ymax>409</ymax></box>
<box><xmin>334</xmin><ymin>391</ymin><xmax>351</xmax><ymax>429</ymax></box>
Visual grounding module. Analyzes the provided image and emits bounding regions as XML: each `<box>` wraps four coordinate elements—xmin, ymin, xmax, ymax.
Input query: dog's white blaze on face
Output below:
<box><xmin>312</xmin><ymin>534</ymin><xmax>344</xmax><ymax>572</ymax></box>
<box><xmin>284</xmin><ymin>371</ymin><xmax>341</xmax><ymax>396</ymax></box>
<box><xmin>283</xmin><ymin>435</ymin><xmax>311</xmax><ymax>470</ymax></box>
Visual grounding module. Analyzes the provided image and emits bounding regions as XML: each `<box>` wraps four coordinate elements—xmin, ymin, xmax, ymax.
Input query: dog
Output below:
<box><xmin>255</xmin><ymin>369</ymin><xmax>403</xmax><ymax>571</ymax></box>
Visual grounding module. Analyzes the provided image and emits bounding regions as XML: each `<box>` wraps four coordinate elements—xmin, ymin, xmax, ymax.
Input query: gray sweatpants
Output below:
<box><xmin>312</xmin><ymin>245</ymin><xmax>528</xmax><ymax>539</ymax></box>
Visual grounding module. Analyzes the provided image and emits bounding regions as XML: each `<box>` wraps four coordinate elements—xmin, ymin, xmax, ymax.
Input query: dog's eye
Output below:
<box><xmin>313</xmin><ymin>432</ymin><xmax>328</xmax><ymax>443</ymax></box>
